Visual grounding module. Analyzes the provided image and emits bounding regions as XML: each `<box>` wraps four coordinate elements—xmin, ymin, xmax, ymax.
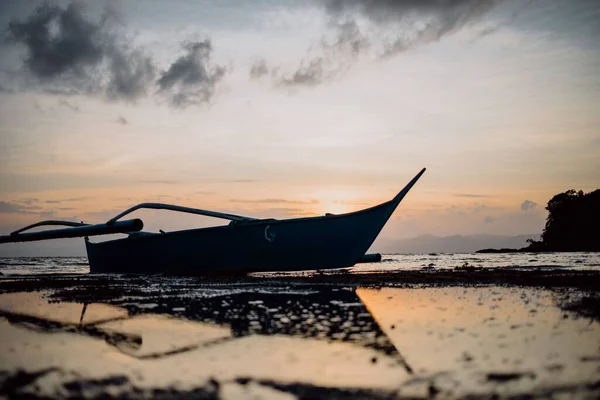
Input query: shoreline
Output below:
<box><xmin>2</xmin><ymin>268</ymin><xmax>600</xmax><ymax>324</ymax></box>
<box><xmin>2</xmin><ymin>266</ymin><xmax>600</xmax><ymax>288</ymax></box>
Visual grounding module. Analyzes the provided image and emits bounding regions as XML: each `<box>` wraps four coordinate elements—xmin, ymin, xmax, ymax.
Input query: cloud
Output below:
<box><xmin>473</xmin><ymin>203</ymin><xmax>501</xmax><ymax>213</ymax></box>
<box><xmin>332</xmin><ymin>19</ymin><xmax>370</xmax><ymax>55</ymax></box>
<box><xmin>5</xmin><ymin>1</ymin><xmax>234</xmax><ymax>107</ymax></box>
<box><xmin>520</xmin><ymin>200</ymin><xmax>537</xmax><ymax>212</ymax></box>
<box><xmin>328</xmin><ymin>0</ymin><xmax>501</xmax><ymax>56</ymax></box>
<box><xmin>7</xmin><ymin>3</ymin><xmax>104</xmax><ymax>80</ymax></box>
<box><xmin>0</xmin><ymin>84</ymin><xmax>15</xmax><ymax>94</ymax></box>
<box><xmin>39</xmin><ymin>210</ymin><xmax>57</xmax><ymax>218</ymax></box>
<box><xmin>58</xmin><ymin>98</ymin><xmax>80</xmax><ymax>112</ymax></box>
<box><xmin>475</xmin><ymin>24</ymin><xmax>502</xmax><ymax>39</ymax></box>
<box><xmin>279</xmin><ymin>58</ymin><xmax>326</xmax><ymax>87</ymax></box>
<box><xmin>157</xmin><ymin>40</ymin><xmax>226</xmax><ymax>107</ymax></box>
<box><xmin>44</xmin><ymin>197</ymin><xmax>88</xmax><ymax>204</ymax></box>
<box><xmin>0</xmin><ymin>201</ymin><xmax>28</xmax><ymax>214</ymax></box>
<box><xmin>249</xmin><ymin>59</ymin><xmax>269</xmax><ymax>79</ymax></box>
<box><xmin>272</xmin><ymin>0</ymin><xmax>501</xmax><ymax>87</ymax></box>
<box><xmin>138</xmin><ymin>180</ymin><xmax>183</xmax><ymax>185</ymax></box>
<box><xmin>5</xmin><ymin>1</ymin><xmax>155</xmax><ymax>102</ymax></box>
<box><xmin>454</xmin><ymin>193</ymin><xmax>492</xmax><ymax>198</ymax></box>
<box><xmin>136</xmin><ymin>178</ymin><xmax>259</xmax><ymax>185</ymax></box>
<box><xmin>106</xmin><ymin>46</ymin><xmax>155</xmax><ymax>101</ymax></box>
<box><xmin>222</xmin><ymin>179</ymin><xmax>259</xmax><ymax>184</ymax></box>
<box><xmin>16</xmin><ymin>197</ymin><xmax>39</xmax><ymax>205</ymax></box>
<box><xmin>0</xmin><ymin>200</ymin><xmax>56</xmax><ymax>217</ymax></box>
<box><xmin>277</xmin><ymin>20</ymin><xmax>368</xmax><ymax>87</ymax></box>
<box><xmin>229</xmin><ymin>198</ymin><xmax>319</xmax><ymax>205</ymax></box>
<box><xmin>322</xmin><ymin>1</ymin><xmax>500</xmax><ymax>29</ymax></box>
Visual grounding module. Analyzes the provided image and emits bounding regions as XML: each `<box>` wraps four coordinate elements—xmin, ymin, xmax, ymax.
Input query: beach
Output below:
<box><xmin>1</xmin><ymin>258</ymin><xmax>599</xmax><ymax>399</ymax></box>
<box><xmin>1</xmin><ymin>0</ymin><xmax>598</xmax><ymax>397</ymax></box>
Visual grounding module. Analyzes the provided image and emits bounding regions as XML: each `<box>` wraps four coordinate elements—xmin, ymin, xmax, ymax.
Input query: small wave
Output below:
<box><xmin>0</xmin><ymin>261</ymin><xmax>44</xmax><ymax>265</ymax></box>
<box><xmin>501</xmin><ymin>264</ymin><xmax>572</xmax><ymax>270</ymax></box>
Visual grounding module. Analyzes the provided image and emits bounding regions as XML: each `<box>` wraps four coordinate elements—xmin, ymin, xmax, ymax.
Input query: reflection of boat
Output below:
<box><xmin>1</xmin><ymin>168</ymin><xmax>426</xmax><ymax>274</ymax></box>
<box><xmin>0</xmin><ymin>284</ymin><xmax>414</xmax><ymax>397</ymax></box>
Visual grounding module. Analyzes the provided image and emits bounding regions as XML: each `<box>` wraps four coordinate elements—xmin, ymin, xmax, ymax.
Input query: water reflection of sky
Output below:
<box><xmin>0</xmin><ymin>281</ymin><xmax>599</xmax><ymax>398</ymax></box>
<box><xmin>357</xmin><ymin>287</ymin><xmax>600</xmax><ymax>395</ymax></box>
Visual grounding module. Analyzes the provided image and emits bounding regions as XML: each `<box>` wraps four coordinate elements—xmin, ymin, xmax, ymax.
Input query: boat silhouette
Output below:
<box><xmin>1</xmin><ymin>168</ymin><xmax>426</xmax><ymax>274</ymax></box>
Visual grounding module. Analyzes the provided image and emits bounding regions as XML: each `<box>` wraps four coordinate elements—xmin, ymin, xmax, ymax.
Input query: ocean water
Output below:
<box><xmin>0</xmin><ymin>252</ymin><xmax>598</xmax><ymax>276</ymax></box>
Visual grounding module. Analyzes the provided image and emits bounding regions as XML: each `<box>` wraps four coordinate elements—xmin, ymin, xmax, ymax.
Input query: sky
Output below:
<box><xmin>0</xmin><ymin>0</ymin><xmax>599</xmax><ymax>255</ymax></box>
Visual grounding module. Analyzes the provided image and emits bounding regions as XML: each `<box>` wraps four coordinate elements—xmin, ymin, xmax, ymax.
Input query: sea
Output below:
<box><xmin>0</xmin><ymin>252</ymin><xmax>599</xmax><ymax>275</ymax></box>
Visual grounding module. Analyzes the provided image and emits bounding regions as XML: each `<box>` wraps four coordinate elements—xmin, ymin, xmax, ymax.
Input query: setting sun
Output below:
<box><xmin>310</xmin><ymin>188</ymin><xmax>369</xmax><ymax>216</ymax></box>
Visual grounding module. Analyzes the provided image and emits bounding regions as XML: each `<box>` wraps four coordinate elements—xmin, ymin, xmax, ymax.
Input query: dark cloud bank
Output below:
<box><xmin>157</xmin><ymin>40</ymin><xmax>226</xmax><ymax>108</ymax></box>
<box><xmin>4</xmin><ymin>1</ymin><xmax>226</xmax><ymax>107</ymax></box>
<box><xmin>256</xmin><ymin>0</ymin><xmax>503</xmax><ymax>87</ymax></box>
<box><xmin>4</xmin><ymin>0</ymin><xmax>505</xmax><ymax>102</ymax></box>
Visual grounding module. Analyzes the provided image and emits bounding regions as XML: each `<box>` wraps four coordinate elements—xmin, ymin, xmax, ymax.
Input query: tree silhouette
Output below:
<box><xmin>528</xmin><ymin>189</ymin><xmax>600</xmax><ymax>251</ymax></box>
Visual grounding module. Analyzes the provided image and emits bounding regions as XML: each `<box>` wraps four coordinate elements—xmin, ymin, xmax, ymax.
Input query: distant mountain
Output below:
<box><xmin>372</xmin><ymin>234</ymin><xmax>541</xmax><ymax>254</ymax></box>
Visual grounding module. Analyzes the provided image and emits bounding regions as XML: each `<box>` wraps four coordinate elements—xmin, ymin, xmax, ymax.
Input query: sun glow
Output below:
<box><xmin>311</xmin><ymin>188</ymin><xmax>369</xmax><ymax>216</ymax></box>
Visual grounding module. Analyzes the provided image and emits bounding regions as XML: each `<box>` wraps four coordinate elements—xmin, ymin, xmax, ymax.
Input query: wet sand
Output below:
<box><xmin>1</xmin><ymin>268</ymin><xmax>599</xmax><ymax>399</ymax></box>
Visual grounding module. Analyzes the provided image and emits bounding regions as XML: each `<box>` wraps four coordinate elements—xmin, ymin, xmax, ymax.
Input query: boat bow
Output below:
<box><xmin>391</xmin><ymin>167</ymin><xmax>427</xmax><ymax>205</ymax></box>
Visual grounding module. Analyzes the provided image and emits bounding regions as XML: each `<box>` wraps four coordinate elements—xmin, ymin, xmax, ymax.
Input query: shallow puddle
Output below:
<box><xmin>357</xmin><ymin>287</ymin><xmax>600</xmax><ymax>397</ymax></box>
<box><xmin>0</xmin><ymin>283</ymin><xmax>599</xmax><ymax>399</ymax></box>
<box><xmin>98</xmin><ymin>313</ymin><xmax>231</xmax><ymax>358</ymax></box>
<box><xmin>0</xmin><ymin>291</ymin><xmax>127</xmax><ymax>325</ymax></box>
<box><xmin>0</xmin><ymin>288</ymin><xmax>408</xmax><ymax>398</ymax></box>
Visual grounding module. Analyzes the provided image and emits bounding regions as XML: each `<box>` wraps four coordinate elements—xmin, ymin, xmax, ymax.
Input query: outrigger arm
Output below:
<box><xmin>0</xmin><ymin>219</ymin><xmax>143</xmax><ymax>244</ymax></box>
<box><xmin>11</xmin><ymin>220</ymin><xmax>88</xmax><ymax>235</ymax></box>
<box><xmin>0</xmin><ymin>202</ymin><xmax>258</xmax><ymax>244</ymax></box>
<box><xmin>106</xmin><ymin>203</ymin><xmax>258</xmax><ymax>225</ymax></box>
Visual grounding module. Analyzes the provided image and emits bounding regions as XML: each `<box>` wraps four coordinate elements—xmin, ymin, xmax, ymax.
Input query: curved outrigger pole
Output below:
<box><xmin>0</xmin><ymin>203</ymin><xmax>259</xmax><ymax>244</ymax></box>
<box><xmin>0</xmin><ymin>219</ymin><xmax>144</xmax><ymax>244</ymax></box>
<box><xmin>106</xmin><ymin>203</ymin><xmax>258</xmax><ymax>225</ymax></box>
<box><xmin>11</xmin><ymin>220</ymin><xmax>88</xmax><ymax>235</ymax></box>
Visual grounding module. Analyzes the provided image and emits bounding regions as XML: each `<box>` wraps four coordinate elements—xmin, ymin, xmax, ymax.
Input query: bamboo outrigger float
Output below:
<box><xmin>1</xmin><ymin>168</ymin><xmax>426</xmax><ymax>274</ymax></box>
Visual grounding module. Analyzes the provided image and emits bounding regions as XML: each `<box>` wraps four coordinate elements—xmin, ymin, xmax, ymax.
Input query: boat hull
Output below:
<box><xmin>85</xmin><ymin>168</ymin><xmax>426</xmax><ymax>274</ymax></box>
<box><xmin>86</xmin><ymin>201</ymin><xmax>396</xmax><ymax>274</ymax></box>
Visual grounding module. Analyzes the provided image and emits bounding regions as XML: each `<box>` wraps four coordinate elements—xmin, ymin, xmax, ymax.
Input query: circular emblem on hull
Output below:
<box><xmin>264</xmin><ymin>225</ymin><xmax>276</xmax><ymax>243</ymax></box>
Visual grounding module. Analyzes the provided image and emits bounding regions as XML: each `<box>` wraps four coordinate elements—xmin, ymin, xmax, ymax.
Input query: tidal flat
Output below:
<box><xmin>0</xmin><ymin>269</ymin><xmax>599</xmax><ymax>399</ymax></box>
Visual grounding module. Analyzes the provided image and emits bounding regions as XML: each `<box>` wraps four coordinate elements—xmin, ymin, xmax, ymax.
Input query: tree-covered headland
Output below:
<box><xmin>479</xmin><ymin>189</ymin><xmax>600</xmax><ymax>253</ymax></box>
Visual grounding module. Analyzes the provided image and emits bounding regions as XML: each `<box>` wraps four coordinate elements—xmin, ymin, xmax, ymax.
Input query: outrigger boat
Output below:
<box><xmin>1</xmin><ymin>168</ymin><xmax>426</xmax><ymax>274</ymax></box>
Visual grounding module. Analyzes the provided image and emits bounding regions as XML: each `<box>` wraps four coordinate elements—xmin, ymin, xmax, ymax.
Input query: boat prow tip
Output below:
<box><xmin>391</xmin><ymin>167</ymin><xmax>427</xmax><ymax>204</ymax></box>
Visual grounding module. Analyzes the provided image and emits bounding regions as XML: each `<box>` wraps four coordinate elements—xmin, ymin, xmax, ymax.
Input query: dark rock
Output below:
<box><xmin>428</xmin><ymin>383</ymin><xmax>440</xmax><ymax>397</ymax></box>
<box><xmin>476</xmin><ymin>248</ymin><xmax>519</xmax><ymax>254</ymax></box>
<box><xmin>486</xmin><ymin>372</ymin><xmax>535</xmax><ymax>382</ymax></box>
<box><xmin>235</xmin><ymin>377</ymin><xmax>251</xmax><ymax>385</ymax></box>
<box><xmin>0</xmin><ymin>368</ymin><xmax>59</xmax><ymax>396</ymax></box>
